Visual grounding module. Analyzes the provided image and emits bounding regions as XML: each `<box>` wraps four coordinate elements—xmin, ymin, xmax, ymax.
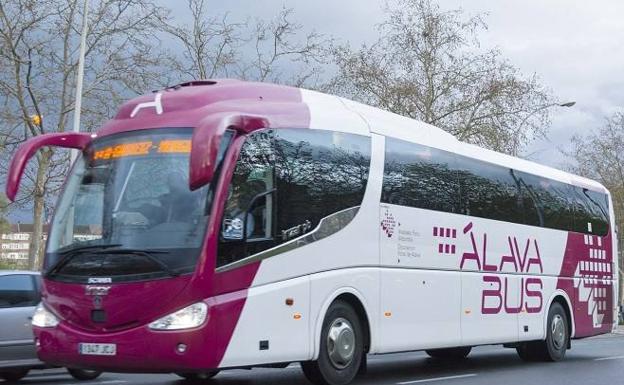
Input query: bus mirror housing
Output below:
<box><xmin>5</xmin><ymin>132</ymin><xmax>92</xmax><ymax>201</ymax></box>
<box><xmin>189</xmin><ymin>113</ymin><xmax>269</xmax><ymax>190</ymax></box>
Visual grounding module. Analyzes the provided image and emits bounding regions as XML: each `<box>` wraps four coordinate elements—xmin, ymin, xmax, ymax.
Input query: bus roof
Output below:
<box><xmin>97</xmin><ymin>79</ymin><xmax>607</xmax><ymax>194</ymax></box>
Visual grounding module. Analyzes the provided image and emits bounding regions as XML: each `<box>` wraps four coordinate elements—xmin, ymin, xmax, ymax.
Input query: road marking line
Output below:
<box><xmin>594</xmin><ymin>355</ymin><xmax>624</xmax><ymax>361</ymax></box>
<box><xmin>60</xmin><ymin>381</ymin><xmax>127</xmax><ymax>385</ymax></box>
<box><xmin>98</xmin><ymin>381</ymin><xmax>127</xmax><ymax>384</ymax></box>
<box><xmin>398</xmin><ymin>373</ymin><xmax>478</xmax><ymax>384</ymax></box>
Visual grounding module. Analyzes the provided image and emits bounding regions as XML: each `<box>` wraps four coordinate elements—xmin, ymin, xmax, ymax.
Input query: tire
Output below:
<box><xmin>0</xmin><ymin>369</ymin><xmax>29</xmax><ymax>382</ymax></box>
<box><xmin>301</xmin><ymin>300</ymin><xmax>364</xmax><ymax>385</ymax></box>
<box><xmin>175</xmin><ymin>371</ymin><xmax>219</xmax><ymax>381</ymax></box>
<box><xmin>517</xmin><ymin>302</ymin><xmax>569</xmax><ymax>362</ymax></box>
<box><xmin>425</xmin><ymin>346</ymin><xmax>472</xmax><ymax>360</ymax></box>
<box><xmin>67</xmin><ymin>368</ymin><xmax>102</xmax><ymax>381</ymax></box>
<box><xmin>515</xmin><ymin>343</ymin><xmax>535</xmax><ymax>362</ymax></box>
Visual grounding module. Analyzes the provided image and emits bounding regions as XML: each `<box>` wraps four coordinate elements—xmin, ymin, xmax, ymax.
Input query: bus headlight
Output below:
<box><xmin>32</xmin><ymin>303</ymin><xmax>60</xmax><ymax>328</ymax></box>
<box><xmin>148</xmin><ymin>302</ymin><xmax>208</xmax><ymax>330</ymax></box>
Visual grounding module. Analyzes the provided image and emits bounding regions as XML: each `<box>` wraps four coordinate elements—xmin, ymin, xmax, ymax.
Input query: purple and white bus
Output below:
<box><xmin>5</xmin><ymin>80</ymin><xmax>618</xmax><ymax>385</ymax></box>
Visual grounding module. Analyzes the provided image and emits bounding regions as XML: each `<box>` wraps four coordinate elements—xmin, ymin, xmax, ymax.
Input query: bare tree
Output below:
<box><xmin>0</xmin><ymin>0</ymin><xmax>168</xmax><ymax>269</ymax></box>
<box><xmin>0</xmin><ymin>193</ymin><xmax>9</xmax><ymax>234</ymax></box>
<box><xmin>569</xmin><ymin>111</ymin><xmax>624</xmax><ymax>306</ymax></box>
<box><xmin>155</xmin><ymin>1</ymin><xmax>330</xmax><ymax>88</ymax></box>
<box><xmin>330</xmin><ymin>0</ymin><xmax>553</xmax><ymax>155</ymax></box>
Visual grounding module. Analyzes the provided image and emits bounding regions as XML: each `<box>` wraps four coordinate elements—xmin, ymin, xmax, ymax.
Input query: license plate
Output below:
<box><xmin>79</xmin><ymin>343</ymin><xmax>116</xmax><ymax>356</ymax></box>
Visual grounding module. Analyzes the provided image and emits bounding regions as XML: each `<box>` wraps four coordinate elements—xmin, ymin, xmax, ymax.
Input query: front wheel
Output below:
<box><xmin>67</xmin><ymin>368</ymin><xmax>102</xmax><ymax>381</ymax></box>
<box><xmin>175</xmin><ymin>371</ymin><xmax>219</xmax><ymax>381</ymax></box>
<box><xmin>0</xmin><ymin>369</ymin><xmax>29</xmax><ymax>382</ymax></box>
<box><xmin>301</xmin><ymin>301</ymin><xmax>364</xmax><ymax>385</ymax></box>
<box><xmin>425</xmin><ymin>346</ymin><xmax>471</xmax><ymax>360</ymax></box>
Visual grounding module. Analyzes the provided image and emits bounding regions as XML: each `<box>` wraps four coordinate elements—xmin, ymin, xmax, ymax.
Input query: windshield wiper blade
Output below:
<box><xmin>56</xmin><ymin>243</ymin><xmax>123</xmax><ymax>255</ymax></box>
<box><xmin>91</xmin><ymin>248</ymin><xmax>179</xmax><ymax>277</ymax></box>
<box><xmin>46</xmin><ymin>244</ymin><xmax>123</xmax><ymax>277</ymax></box>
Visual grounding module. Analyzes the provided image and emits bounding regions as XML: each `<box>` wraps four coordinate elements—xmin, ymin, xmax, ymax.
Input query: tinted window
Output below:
<box><xmin>456</xmin><ymin>158</ymin><xmax>522</xmax><ymax>222</ymax></box>
<box><xmin>382</xmin><ymin>138</ymin><xmax>459</xmax><ymax>212</ymax></box>
<box><xmin>218</xmin><ymin>129</ymin><xmax>371</xmax><ymax>268</ymax></box>
<box><xmin>0</xmin><ymin>275</ymin><xmax>38</xmax><ymax>308</ymax></box>
<box><xmin>514</xmin><ymin>172</ymin><xmax>575</xmax><ymax>231</ymax></box>
<box><xmin>274</xmin><ymin>129</ymin><xmax>370</xmax><ymax>236</ymax></box>
<box><xmin>571</xmin><ymin>187</ymin><xmax>609</xmax><ymax>235</ymax></box>
<box><xmin>381</xmin><ymin>137</ymin><xmax>609</xmax><ymax>236</ymax></box>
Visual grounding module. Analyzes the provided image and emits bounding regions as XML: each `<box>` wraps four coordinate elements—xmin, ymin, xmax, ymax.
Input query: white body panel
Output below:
<box><xmin>218</xmin><ymin>88</ymin><xmax>616</xmax><ymax>368</ymax></box>
<box><xmin>219</xmin><ymin>276</ymin><xmax>311</xmax><ymax>367</ymax></box>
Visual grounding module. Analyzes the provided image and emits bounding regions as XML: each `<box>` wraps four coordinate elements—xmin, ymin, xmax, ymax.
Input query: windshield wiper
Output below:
<box><xmin>91</xmin><ymin>248</ymin><xmax>179</xmax><ymax>278</ymax></box>
<box><xmin>46</xmin><ymin>244</ymin><xmax>123</xmax><ymax>277</ymax></box>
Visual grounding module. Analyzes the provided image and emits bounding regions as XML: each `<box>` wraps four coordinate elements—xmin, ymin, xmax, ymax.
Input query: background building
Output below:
<box><xmin>0</xmin><ymin>224</ymin><xmax>48</xmax><ymax>269</ymax></box>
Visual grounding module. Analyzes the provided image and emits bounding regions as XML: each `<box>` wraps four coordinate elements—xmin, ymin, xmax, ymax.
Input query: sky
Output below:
<box><xmin>193</xmin><ymin>0</ymin><xmax>624</xmax><ymax>168</ymax></box>
<box><xmin>6</xmin><ymin>0</ymin><xmax>624</xmax><ymax>222</ymax></box>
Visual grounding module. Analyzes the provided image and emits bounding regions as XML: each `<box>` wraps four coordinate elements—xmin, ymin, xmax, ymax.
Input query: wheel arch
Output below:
<box><xmin>544</xmin><ymin>290</ymin><xmax>575</xmax><ymax>339</ymax></box>
<box><xmin>311</xmin><ymin>288</ymin><xmax>373</xmax><ymax>360</ymax></box>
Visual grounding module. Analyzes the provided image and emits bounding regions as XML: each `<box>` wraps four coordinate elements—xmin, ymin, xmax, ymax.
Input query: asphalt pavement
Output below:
<box><xmin>9</xmin><ymin>332</ymin><xmax>624</xmax><ymax>385</ymax></box>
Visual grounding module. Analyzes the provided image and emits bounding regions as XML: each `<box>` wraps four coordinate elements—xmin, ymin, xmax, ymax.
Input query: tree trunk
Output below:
<box><xmin>29</xmin><ymin>149</ymin><xmax>52</xmax><ymax>271</ymax></box>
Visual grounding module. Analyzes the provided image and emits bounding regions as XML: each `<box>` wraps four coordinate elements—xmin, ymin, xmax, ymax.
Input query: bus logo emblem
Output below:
<box><xmin>88</xmin><ymin>277</ymin><xmax>112</xmax><ymax>284</ymax></box>
<box><xmin>85</xmin><ymin>286</ymin><xmax>111</xmax><ymax>296</ymax></box>
<box><xmin>130</xmin><ymin>92</ymin><xmax>163</xmax><ymax>117</ymax></box>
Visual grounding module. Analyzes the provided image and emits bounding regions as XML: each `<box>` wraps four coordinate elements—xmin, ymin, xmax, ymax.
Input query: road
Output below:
<box><xmin>11</xmin><ymin>333</ymin><xmax>624</xmax><ymax>385</ymax></box>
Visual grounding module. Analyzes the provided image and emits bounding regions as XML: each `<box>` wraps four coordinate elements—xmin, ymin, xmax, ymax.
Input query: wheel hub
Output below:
<box><xmin>327</xmin><ymin>317</ymin><xmax>355</xmax><ymax>369</ymax></box>
<box><xmin>551</xmin><ymin>314</ymin><xmax>566</xmax><ymax>350</ymax></box>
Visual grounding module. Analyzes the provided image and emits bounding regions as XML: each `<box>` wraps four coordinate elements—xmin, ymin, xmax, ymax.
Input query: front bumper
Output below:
<box><xmin>35</xmin><ymin>321</ymin><xmax>218</xmax><ymax>373</ymax></box>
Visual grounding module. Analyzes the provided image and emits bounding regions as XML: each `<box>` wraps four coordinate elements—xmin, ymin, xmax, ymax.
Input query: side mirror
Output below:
<box><xmin>189</xmin><ymin>113</ymin><xmax>269</xmax><ymax>191</ymax></box>
<box><xmin>221</xmin><ymin>188</ymin><xmax>276</xmax><ymax>243</ymax></box>
<box><xmin>5</xmin><ymin>132</ymin><xmax>92</xmax><ymax>201</ymax></box>
<box><xmin>242</xmin><ymin>188</ymin><xmax>276</xmax><ymax>243</ymax></box>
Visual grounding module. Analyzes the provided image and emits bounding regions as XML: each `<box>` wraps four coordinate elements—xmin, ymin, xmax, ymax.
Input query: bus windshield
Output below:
<box><xmin>44</xmin><ymin>128</ymin><xmax>232</xmax><ymax>282</ymax></box>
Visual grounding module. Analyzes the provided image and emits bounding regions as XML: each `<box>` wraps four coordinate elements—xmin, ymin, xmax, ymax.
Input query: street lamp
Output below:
<box><xmin>71</xmin><ymin>0</ymin><xmax>89</xmax><ymax>162</ymax></box>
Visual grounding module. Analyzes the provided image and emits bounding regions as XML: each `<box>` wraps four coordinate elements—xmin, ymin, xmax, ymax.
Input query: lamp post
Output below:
<box><xmin>71</xmin><ymin>0</ymin><xmax>89</xmax><ymax>162</ymax></box>
<box><xmin>511</xmin><ymin>101</ymin><xmax>576</xmax><ymax>156</ymax></box>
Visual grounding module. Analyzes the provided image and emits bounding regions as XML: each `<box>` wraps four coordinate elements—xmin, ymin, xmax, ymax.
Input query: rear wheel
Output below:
<box><xmin>0</xmin><ymin>369</ymin><xmax>29</xmax><ymax>382</ymax></box>
<box><xmin>425</xmin><ymin>347</ymin><xmax>471</xmax><ymax>360</ymax></box>
<box><xmin>67</xmin><ymin>368</ymin><xmax>102</xmax><ymax>381</ymax></box>
<box><xmin>175</xmin><ymin>371</ymin><xmax>219</xmax><ymax>381</ymax></box>
<box><xmin>516</xmin><ymin>302</ymin><xmax>569</xmax><ymax>362</ymax></box>
<box><xmin>301</xmin><ymin>301</ymin><xmax>364</xmax><ymax>385</ymax></box>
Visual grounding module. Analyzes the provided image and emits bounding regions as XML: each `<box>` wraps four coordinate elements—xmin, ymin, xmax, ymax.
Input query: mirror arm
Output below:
<box><xmin>5</xmin><ymin>132</ymin><xmax>92</xmax><ymax>201</ymax></box>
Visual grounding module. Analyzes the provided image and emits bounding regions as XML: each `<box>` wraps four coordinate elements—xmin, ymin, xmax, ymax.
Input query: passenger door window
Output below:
<box><xmin>0</xmin><ymin>275</ymin><xmax>39</xmax><ymax>308</ymax></box>
<box><xmin>217</xmin><ymin>129</ymin><xmax>371</xmax><ymax>268</ymax></box>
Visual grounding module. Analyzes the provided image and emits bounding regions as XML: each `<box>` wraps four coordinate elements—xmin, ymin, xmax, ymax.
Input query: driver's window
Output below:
<box><xmin>222</xmin><ymin>166</ymin><xmax>273</xmax><ymax>240</ymax></box>
<box><xmin>221</xmin><ymin>131</ymin><xmax>274</xmax><ymax>240</ymax></box>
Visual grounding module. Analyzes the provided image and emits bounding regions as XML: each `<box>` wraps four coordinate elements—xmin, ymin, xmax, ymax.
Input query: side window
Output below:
<box><xmin>217</xmin><ymin>129</ymin><xmax>371</xmax><ymax>268</ymax></box>
<box><xmin>380</xmin><ymin>137</ymin><xmax>610</xmax><ymax>236</ymax></box>
<box><xmin>274</xmin><ymin>129</ymin><xmax>370</xmax><ymax>238</ymax></box>
<box><xmin>221</xmin><ymin>131</ymin><xmax>274</xmax><ymax>242</ymax></box>
<box><xmin>509</xmin><ymin>170</ymin><xmax>541</xmax><ymax>226</ymax></box>
<box><xmin>571</xmin><ymin>188</ymin><xmax>609</xmax><ymax>235</ymax></box>
<box><xmin>0</xmin><ymin>275</ymin><xmax>38</xmax><ymax>308</ymax></box>
<box><xmin>456</xmin><ymin>157</ymin><xmax>522</xmax><ymax>222</ymax></box>
<box><xmin>382</xmin><ymin>138</ymin><xmax>460</xmax><ymax>213</ymax></box>
<box><xmin>520</xmin><ymin>174</ymin><xmax>575</xmax><ymax>231</ymax></box>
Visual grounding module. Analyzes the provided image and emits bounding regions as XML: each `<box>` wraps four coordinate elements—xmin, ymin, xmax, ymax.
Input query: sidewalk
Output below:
<box><xmin>614</xmin><ymin>325</ymin><xmax>624</xmax><ymax>334</ymax></box>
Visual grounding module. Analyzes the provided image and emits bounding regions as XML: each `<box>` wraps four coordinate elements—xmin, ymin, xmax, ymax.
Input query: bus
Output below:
<box><xmin>5</xmin><ymin>79</ymin><xmax>618</xmax><ymax>385</ymax></box>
